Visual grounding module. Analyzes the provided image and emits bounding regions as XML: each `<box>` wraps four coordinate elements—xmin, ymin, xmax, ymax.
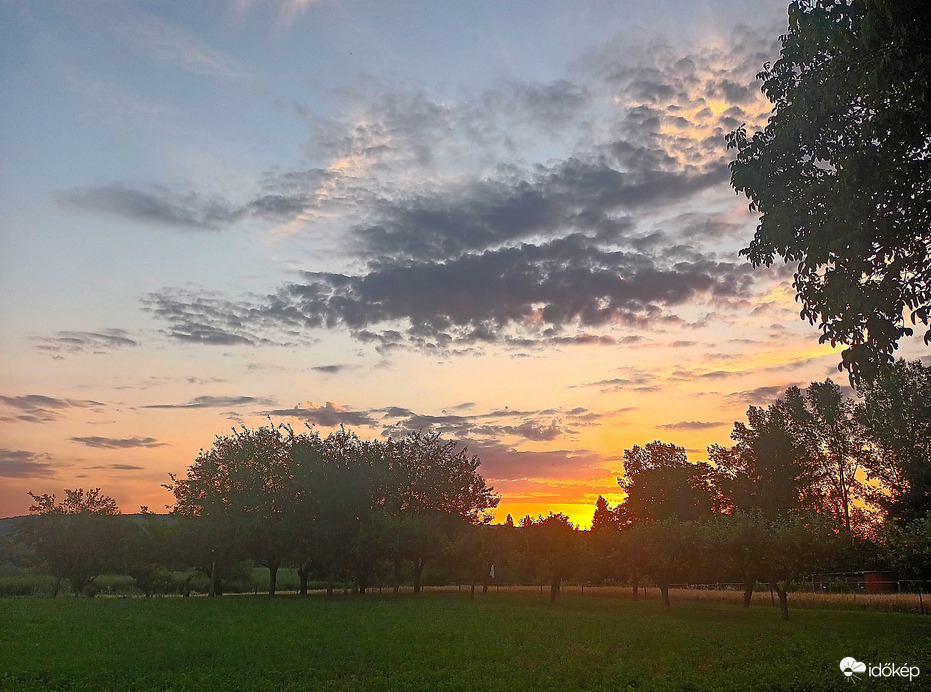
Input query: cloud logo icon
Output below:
<box><xmin>840</xmin><ymin>657</ymin><xmax>867</xmax><ymax>678</ymax></box>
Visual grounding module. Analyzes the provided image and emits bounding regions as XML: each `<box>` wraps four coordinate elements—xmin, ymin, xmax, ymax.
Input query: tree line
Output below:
<box><xmin>4</xmin><ymin>360</ymin><xmax>930</xmax><ymax>619</ymax></box>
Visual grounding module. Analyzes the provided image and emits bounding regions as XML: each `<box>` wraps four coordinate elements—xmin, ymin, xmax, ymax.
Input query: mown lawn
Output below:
<box><xmin>1</xmin><ymin>592</ymin><xmax>928</xmax><ymax>691</ymax></box>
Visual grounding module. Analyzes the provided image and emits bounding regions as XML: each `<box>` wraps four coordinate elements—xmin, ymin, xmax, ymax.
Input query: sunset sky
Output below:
<box><xmin>3</xmin><ymin>0</ymin><xmax>928</xmax><ymax>524</ymax></box>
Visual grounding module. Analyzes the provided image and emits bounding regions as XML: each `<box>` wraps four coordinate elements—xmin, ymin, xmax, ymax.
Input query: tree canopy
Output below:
<box><xmin>727</xmin><ymin>0</ymin><xmax>931</xmax><ymax>382</ymax></box>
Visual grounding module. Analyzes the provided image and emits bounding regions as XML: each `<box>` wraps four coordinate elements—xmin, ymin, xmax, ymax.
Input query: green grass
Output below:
<box><xmin>1</xmin><ymin>593</ymin><xmax>928</xmax><ymax>691</ymax></box>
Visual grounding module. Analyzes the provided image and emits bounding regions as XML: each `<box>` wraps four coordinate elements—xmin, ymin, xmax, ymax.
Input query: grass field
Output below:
<box><xmin>1</xmin><ymin>592</ymin><xmax>928</xmax><ymax>691</ymax></box>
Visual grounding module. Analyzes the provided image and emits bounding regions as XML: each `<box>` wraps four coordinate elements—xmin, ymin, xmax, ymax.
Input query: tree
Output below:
<box><xmin>727</xmin><ymin>0</ymin><xmax>931</xmax><ymax>382</ymax></box>
<box><xmin>884</xmin><ymin>515</ymin><xmax>931</xmax><ymax>613</ymax></box>
<box><xmin>761</xmin><ymin>514</ymin><xmax>838</xmax><ymax>620</ymax></box>
<box><xmin>19</xmin><ymin>488</ymin><xmax>125</xmax><ymax>596</ymax></box>
<box><xmin>709</xmin><ymin>388</ymin><xmax>823</xmax><ymax>520</ymax></box>
<box><xmin>797</xmin><ymin>379</ymin><xmax>871</xmax><ymax>533</ymax></box>
<box><xmin>380</xmin><ymin>431</ymin><xmax>500</xmax><ymax>594</ymax></box>
<box><xmin>857</xmin><ymin>359</ymin><xmax>931</xmax><ymax>525</ymax></box>
<box><xmin>165</xmin><ymin>424</ymin><xmax>294</xmax><ymax>596</ymax></box>
<box><xmin>626</xmin><ymin>518</ymin><xmax>704</xmax><ymax>612</ymax></box>
<box><xmin>520</xmin><ymin>512</ymin><xmax>578</xmax><ymax>605</ymax></box>
<box><xmin>710</xmin><ymin>511</ymin><xmax>772</xmax><ymax>608</ymax></box>
<box><xmin>590</xmin><ymin>495</ymin><xmax>620</xmax><ymax>533</ymax></box>
<box><xmin>617</xmin><ymin>441</ymin><xmax>720</xmax><ymax>524</ymax></box>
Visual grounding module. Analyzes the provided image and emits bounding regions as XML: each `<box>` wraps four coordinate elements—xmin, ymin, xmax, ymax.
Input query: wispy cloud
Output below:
<box><xmin>70</xmin><ymin>436</ymin><xmax>166</xmax><ymax>449</ymax></box>
<box><xmin>144</xmin><ymin>396</ymin><xmax>273</xmax><ymax>409</ymax></box>
<box><xmin>31</xmin><ymin>329</ymin><xmax>138</xmax><ymax>356</ymax></box>
<box><xmin>265</xmin><ymin>401</ymin><xmax>378</xmax><ymax>427</ymax></box>
<box><xmin>232</xmin><ymin>0</ymin><xmax>324</xmax><ymax>29</ymax></box>
<box><xmin>58</xmin><ymin>184</ymin><xmax>242</xmax><ymax>231</ymax></box>
<box><xmin>657</xmin><ymin>420</ymin><xmax>726</xmax><ymax>431</ymax></box>
<box><xmin>0</xmin><ymin>395</ymin><xmax>104</xmax><ymax>424</ymax></box>
<box><xmin>118</xmin><ymin>12</ymin><xmax>253</xmax><ymax>80</ymax></box>
<box><xmin>0</xmin><ymin>449</ymin><xmax>57</xmax><ymax>479</ymax></box>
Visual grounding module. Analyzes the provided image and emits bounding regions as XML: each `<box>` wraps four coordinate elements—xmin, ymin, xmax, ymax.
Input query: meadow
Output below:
<box><xmin>1</xmin><ymin>592</ymin><xmax>928</xmax><ymax>691</ymax></box>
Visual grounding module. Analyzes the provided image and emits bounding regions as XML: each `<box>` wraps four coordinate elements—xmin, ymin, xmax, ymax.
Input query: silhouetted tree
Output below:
<box><xmin>617</xmin><ymin>441</ymin><xmax>720</xmax><ymax>524</ymax></box>
<box><xmin>727</xmin><ymin>0</ymin><xmax>931</xmax><ymax>382</ymax></box>
<box><xmin>795</xmin><ymin>380</ymin><xmax>871</xmax><ymax>533</ymax></box>
<box><xmin>627</xmin><ymin>518</ymin><xmax>704</xmax><ymax>612</ymax></box>
<box><xmin>591</xmin><ymin>495</ymin><xmax>620</xmax><ymax>533</ymax></box>
<box><xmin>857</xmin><ymin>359</ymin><xmax>931</xmax><ymax>525</ymax></box>
<box><xmin>709</xmin><ymin>389</ymin><xmax>822</xmax><ymax>520</ymax></box>
<box><xmin>520</xmin><ymin>512</ymin><xmax>578</xmax><ymax>604</ymax></box>
<box><xmin>165</xmin><ymin>425</ymin><xmax>294</xmax><ymax>596</ymax></box>
<box><xmin>762</xmin><ymin>514</ymin><xmax>838</xmax><ymax>620</ymax></box>
<box><xmin>710</xmin><ymin>511</ymin><xmax>771</xmax><ymax>608</ymax></box>
<box><xmin>19</xmin><ymin>488</ymin><xmax>124</xmax><ymax>596</ymax></box>
<box><xmin>884</xmin><ymin>514</ymin><xmax>931</xmax><ymax>613</ymax></box>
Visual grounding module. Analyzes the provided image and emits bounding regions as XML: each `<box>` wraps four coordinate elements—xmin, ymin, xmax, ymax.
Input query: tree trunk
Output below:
<box><xmin>632</xmin><ymin>575</ymin><xmax>639</xmax><ymax>601</ymax></box>
<box><xmin>393</xmin><ymin>557</ymin><xmax>403</xmax><ymax>596</ymax></box>
<box><xmin>660</xmin><ymin>584</ymin><xmax>670</xmax><ymax>612</ymax></box>
<box><xmin>268</xmin><ymin>562</ymin><xmax>279</xmax><ymax>596</ymax></box>
<box><xmin>413</xmin><ymin>558</ymin><xmax>425</xmax><ymax>594</ymax></box>
<box><xmin>470</xmin><ymin>582</ymin><xmax>476</xmax><ymax>600</ymax></box>
<box><xmin>209</xmin><ymin>560</ymin><xmax>218</xmax><ymax>598</ymax></box>
<box><xmin>776</xmin><ymin>583</ymin><xmax>789</xmax><ymax>620</ymax></box>
<box><xmin>53</xmin><ymin>576</ymin><xmax>62</xmax><ymax>598</ymax></box>
<box><xmin>550</xmin><ymin>576</ymin><xmax>560</xmax><ymax>605</ymax></box>
<box><xmin>743</xmin><ymin>580</ymin><xmax>754</xmax><ymax>608</ymax></box>
<box><xmin>298</xmin><ymin>564</ymin><xmax>310</xmax><ymax>596</ymax></box>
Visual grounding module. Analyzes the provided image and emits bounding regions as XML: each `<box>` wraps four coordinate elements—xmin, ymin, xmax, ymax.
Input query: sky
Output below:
<box><xmin>3</xmin><ymin>0</ymin><xmax>928</xmax><ymax>524</ymax></box>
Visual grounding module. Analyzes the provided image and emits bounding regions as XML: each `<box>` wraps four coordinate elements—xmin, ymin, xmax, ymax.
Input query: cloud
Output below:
<box><xmin>472</xmin><ymin>443</ymin><xmax>615</xmax><ymax>482</ymax></box>
<box><xmin>0</xmin><ymin>449</ymin><xmax>56</xmax><ymax>479</ymax></box>
<box><xmin>657</xmin><ymin>420</ymin><xmax>726</xmax><ymax>431</ymax></box>
<box><xmin>311</xmin><ymin>364</ymin><xmax>350</xmax><ymax>374</ymax></box>
<box><xmin>264</xmin><ymin>401</ymin><xmax>379</xmax><ymax>427</ymax></box>
<box><xmin>116</xmin><ymin>10</ymin><xmax>253</xmax><ymax>80</ymax></box>
<box><xmin>87</xmin><ymin>464</ymin><xmax>145</xmax><ymax>471</ymax></box>
<box><xmin>120</xmin><ymin>26</ymin><xmax>774</xmax><ymax>351</ymax></box>
<box><xmin>144</xmin><ymin>396</ymin><xmax>272</xmax><ymax>409</ymax></box>
<box><xmin>572</xmin><ymin>368</ymin><xmax>659</xmax><ymax>392</ymax></box>
<box><xmin>0</xmin><ymin>395</ymin><xmax>104</xmax><ymax>424</ymax></box>
<box><xmin>58</xmin><ymin>184</ymin><xmax>242</xmax><ymax>230</ymax></box>
<box><xmin>70</xmin><ymin>436</ymin><xmax>166</xmax><ymax>449</ymax></box>
<box><xmin>31</xmin><ymin>329</ymin><xmax>138</xmax><ymax>355</ymax></box>
<box><xmin>724</xmin><ymin>385</ymin><xmax>792</xmax><ymax>407</ymax></box>
<box><xmin>145</xmin><ymin>234</ymin><xmax>753</xmax><ymax>352</ymax></box>
<box><xmin>232</xmin><ymin>0</ymin><xmax>323</xmax><ymax>28</ymax></box>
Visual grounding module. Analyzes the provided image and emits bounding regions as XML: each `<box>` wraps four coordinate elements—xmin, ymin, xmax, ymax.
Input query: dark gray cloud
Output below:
<box><xmin>657</xmin><ymin>420</ymin><xmax>726</xmax><ymax>431</ymax></box>
<box><xmin>264</xmin><ymin>402</ymin><xmax>379</xmax><ymax>428</ymax></box>
<box><xmin>670</xmin><ymin>368</ymin><xmax>735</xmax><ymax>382</ymax></box>
<box><xmin>572</xmin><ymin>368</ymin><xmax>658</xmax><ymax>392</ymax></box>
<box><xmin>470</xmin><ymin>443</ymin><xmax>612</xmax><ymax>482</ymax></box>
<box><xmin>724</xmin><ymin>385</ymin><xmax>792</xmax><ymax>407</ymax></box>
<box><xmin>311</xmin><ymin>364</ymin><xmax>350</xmax><ymax>374</ymax></box>
<box><xmin>0</xmin><ymin>449</ymin><xmax>56</xmax><ymax>478</ymax></box>
<box><xmin>144</xmin><ymin>395</ymin><xmax>271</xmax><ymax>409</ymax></box>
<box><xmin>123</xmin><ymin>28</ymin><xmax>773</xmax><ymax>352</ymax></box>
<box><xmin>379</xmin><ymin>404</ymin><xmax>627</xmax><ymax>444</ymax></box>
<box><xmin>70</xmin><ymin>436</ymin><xmax>166</xmax><ymax>449</ymax></box>
<box><xmin>351</xmin><ymin>151</ymin><xmax>725</xmax><ymax>262</ymax></box>
<box><xmin>87</xmin><ymin>463</ymin><xmax>145</xmax><ymax>471</ymax></box>
<box><xmin>58</xmin><ymin>183</ymin><xmax>243</xmax><ymax>230</ymax></box>
<box><xmin>0</xmin><ymin>395</ymin><xmax>104</xmax><ymax>423</ymax></box>
<box><xmin>31</xmin><ymin>329</ymin><xmax>138</xmax><ymax>355</ymax></box>
<box><xmin>146</xmin><ymin>233</ymin><xmax>753</xmax><ymax>351</ymax></box>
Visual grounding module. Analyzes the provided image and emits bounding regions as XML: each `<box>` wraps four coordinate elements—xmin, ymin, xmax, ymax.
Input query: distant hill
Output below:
<box><xmin>0</xmin><ymin>516</ymin><xmax>26</xmax><ymax>536</ymax></box>
<box><xmin>0</xmin><ymin>513</ymin><xmax>173</xmax><ymax>536</ymax></box>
